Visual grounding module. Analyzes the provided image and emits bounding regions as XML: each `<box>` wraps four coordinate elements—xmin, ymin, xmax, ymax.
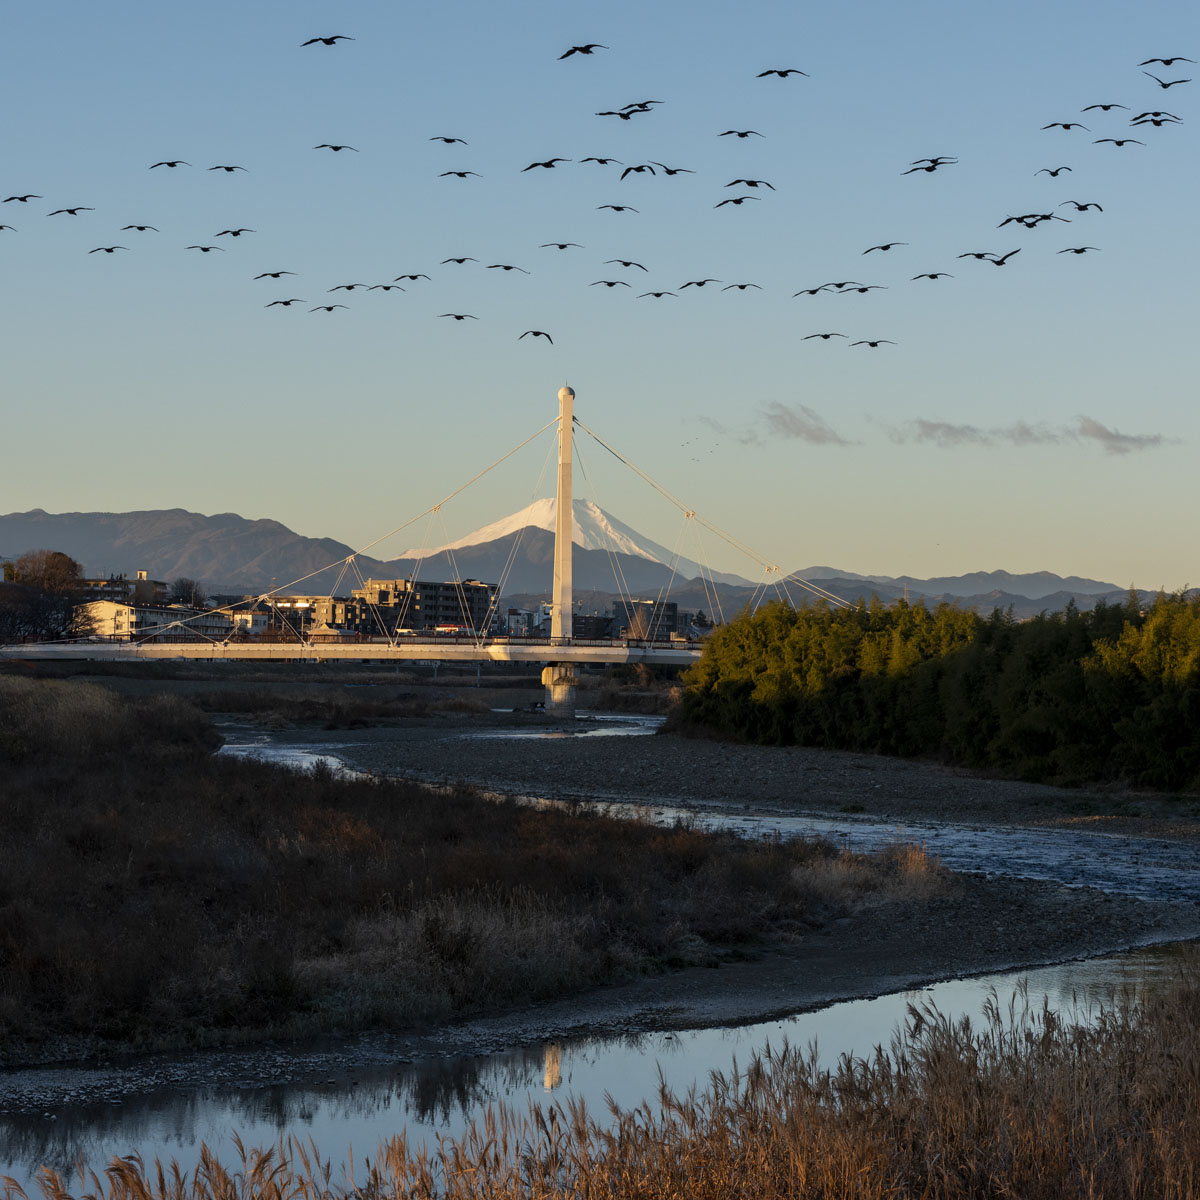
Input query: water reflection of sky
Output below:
<box><xmin>3</xmin><ymin>944</ymin><xmax>1190</xmax><ymax>1190</ymax></box>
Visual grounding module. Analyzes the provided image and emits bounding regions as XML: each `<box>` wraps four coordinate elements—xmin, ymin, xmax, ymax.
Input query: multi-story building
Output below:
<box><xmin>79</xmin><ymin>570</ymin><xmax>169</xmax><ymax>606</ymax></box>
<box><xmin>79</xmin><ymin>601</ymin><xmax>233</xmax><ymax>642</ymax></box>
<box><xmin>612</xmin><ymin>599</ymin><xmax>679</xmax><ymax>639</ymax></box>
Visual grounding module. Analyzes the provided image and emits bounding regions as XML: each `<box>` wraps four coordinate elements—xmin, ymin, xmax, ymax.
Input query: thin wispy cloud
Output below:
<box><xmin>761</xmin><ymin>402</ymin><xmax>852</xmax><ymax>445</ymax></box>
<box><xmin>887</xmin><ymin>415</ymin><xmax>1170</xmax><ymax>455</ymax></box>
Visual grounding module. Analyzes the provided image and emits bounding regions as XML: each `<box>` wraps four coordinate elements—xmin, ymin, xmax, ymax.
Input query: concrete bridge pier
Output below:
<box><xmin>541</xmin><ymin>663</ymin><xmax>577</xmax><ymax>717</ymax></box>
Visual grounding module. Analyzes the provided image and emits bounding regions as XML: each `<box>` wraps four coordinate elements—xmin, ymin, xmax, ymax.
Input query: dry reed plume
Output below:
<box><xmin>6</xmin><ymin>966</ymin><xmax>1199</xmax><ymax>1199</ymax></box>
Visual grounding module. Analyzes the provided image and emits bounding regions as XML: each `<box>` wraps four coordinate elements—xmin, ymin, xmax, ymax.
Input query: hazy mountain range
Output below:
<box><xmin>0</xmin><ymin>503</ymin><xmax>1141</xmax><ymax>618</ymax></box>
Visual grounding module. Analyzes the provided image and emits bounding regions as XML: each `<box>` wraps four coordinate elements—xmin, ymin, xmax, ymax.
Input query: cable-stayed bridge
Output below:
<box><xmin>1</xmin><ymin>385</ymin><xmax>853</xmax><ymax>704</ymax></box>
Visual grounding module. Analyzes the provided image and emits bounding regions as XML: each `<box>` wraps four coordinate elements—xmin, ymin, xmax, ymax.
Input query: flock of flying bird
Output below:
<box><xmin>2</xmin><ymin>39</ymin><xmax>1191</xmax><ymax>350</ymax></box>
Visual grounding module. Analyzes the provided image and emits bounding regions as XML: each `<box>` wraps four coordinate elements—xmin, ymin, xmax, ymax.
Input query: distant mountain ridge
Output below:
<box><xmin>0</xmin><ymin>505</ymin><xmax>1130</xmax><ymax>617</ymax></box>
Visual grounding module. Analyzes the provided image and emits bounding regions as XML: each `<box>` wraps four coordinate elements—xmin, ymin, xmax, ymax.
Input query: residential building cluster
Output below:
<box><xmin>74</xmin><ymin>571</ymin><xmax>709</xmax><ymax>644</ymax></box>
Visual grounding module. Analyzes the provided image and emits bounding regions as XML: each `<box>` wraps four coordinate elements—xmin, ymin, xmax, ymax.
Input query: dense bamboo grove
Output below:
<box><xmin>7</xmin><ymin>966</ymin><xmax>1199</xmax><ymax>1200</ymax></box>
<box><xmin>680</xmin><ymin>593</ymin><xmax>1200</xmax><ymax>789</ymax></box>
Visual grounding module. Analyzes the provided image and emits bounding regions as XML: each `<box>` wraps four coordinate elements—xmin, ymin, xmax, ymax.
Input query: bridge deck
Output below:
<box><xmin>0</xmin><ymin>639</ymin><xmax>703</xmax><ymax>666</ymax></box>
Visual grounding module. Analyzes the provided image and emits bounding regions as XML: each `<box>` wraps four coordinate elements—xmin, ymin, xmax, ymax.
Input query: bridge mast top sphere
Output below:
<box><xmin>558</xmin><ymin>384</ymin><xmax>575</xmax><ymax>403</ymax></box>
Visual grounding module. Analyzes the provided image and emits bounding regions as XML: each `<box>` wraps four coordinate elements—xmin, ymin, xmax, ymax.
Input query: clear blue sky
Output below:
<box><xmin>2</xmin><ymin>0</ymin><xmax>1196</xmax><ymax>589</ymax></box>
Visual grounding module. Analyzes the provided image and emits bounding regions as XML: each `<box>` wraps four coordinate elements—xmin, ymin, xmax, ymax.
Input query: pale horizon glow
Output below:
<box><xmin>1</xmin><ymin>0</ymin><xmax>1196</xmax><ymax>592</ymax></box>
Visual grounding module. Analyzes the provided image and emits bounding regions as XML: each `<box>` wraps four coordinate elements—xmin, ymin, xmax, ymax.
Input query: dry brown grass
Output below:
<box><xmin>7</xmin><ymin>964</ymin><xmax>1200</xmax><ymax>1200</ymax></box>
<box><xmin>0</xmin><ymin>677</ymin><xmax>945</xmax><ymax>1065</ymax></box>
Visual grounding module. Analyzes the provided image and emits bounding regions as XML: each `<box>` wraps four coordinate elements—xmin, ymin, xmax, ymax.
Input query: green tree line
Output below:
<box><xmin>681</xmin><ymin>594</ymin><xmax>1200</xmax><ymax>790</ymax></box>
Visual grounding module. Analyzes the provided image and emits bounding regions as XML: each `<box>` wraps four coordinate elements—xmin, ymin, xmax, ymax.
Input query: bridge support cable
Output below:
<box><xmin>572</xmin><ymin>438</ymin><xmax>641</xmax><ymax>627</ymax></box>
<box><xmin>683</xmin><ymin>517</ymin><xmax>726</xmax><ymax>627</ymax></box>
<box><xmin>574</xmin><ymin>418</ymin><xmax>857</xmax><ymax>612</ymax></box>
<box><xmin>477</xmin><ymin>434</ymin><xmax>558</xmax><ymax>640</ymax></box>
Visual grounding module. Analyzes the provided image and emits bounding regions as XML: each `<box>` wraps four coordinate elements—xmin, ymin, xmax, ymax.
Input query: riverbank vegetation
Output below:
<box><xmin>9</xmin><ymin>962</ymin><xmax>1199</xmax><ymax>1200</ymax></box>
<box><xmin>680</xmin><ymin>593</ymin><xmax>1200</xmax><ymax>791</ymax></box>
<box><xmin>0</xmin><ymin>676</ymin><xmax>944</xmax><ymax>1064</ymax></box>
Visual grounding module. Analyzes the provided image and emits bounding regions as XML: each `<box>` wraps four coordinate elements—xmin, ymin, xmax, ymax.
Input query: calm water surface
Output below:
<box><xmin>4</xmin><ymin>721</ymin><xmax>1196</xmax><ymax>1189</ymax></box>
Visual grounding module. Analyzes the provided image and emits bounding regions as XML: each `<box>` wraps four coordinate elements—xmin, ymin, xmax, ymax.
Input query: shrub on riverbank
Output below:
<box><xmin>0</xmin><ymin>677</ymin><xmax>945</xmax><ymax>1063</ymax></box>
<box><xmin>11</xmin><ymin>962</ymin><xmax>1199</xmax><ymax>1200</ymax></box>
<box><xmin>679</xmin><ymin>593</ymin><xmax>1200</xmax><ymax>790</ymax></box>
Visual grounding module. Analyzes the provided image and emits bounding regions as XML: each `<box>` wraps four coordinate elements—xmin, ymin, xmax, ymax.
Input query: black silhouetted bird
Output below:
<box><xmin>803</xmin><ymin>332</ymin><xmax>846</xmax><ymax>339</ymax></box>
<box><xmin>681</xmin><ymin>279</ymin><xmax>720</xmax><ymax>288</ymax></box>
<box><xmin>440</xmin><ymin>171</ymin><xmax>482</xmax><ymax>178</ymax></box>
<box><xmin>622</xmin><ymin>100</ymin><xmax>663</xmax><ymax>111</ymax></box>
<box><xmin>310</xmin><ymin>304</ymin><xmax>348</xmax><ymax>312</ymax></box>
<box><xmin>395</xmin><ymin>273</ymin><xmax>431</xmax><ymax>281</ymax></box>
<box><xmin>959</xmin><ymin>251</ymin><xmax>995</xmax><ymax>259</ymax></box>
<box><xmin>720</xmin><ymin>130</ymin><xmax>763</xmax><ymax>138</ymax></box>
<box><xmin>48</xmin><ymin>207</ymin><xmax>93</xmax><ymax>215</ymax></box>
<box><xmin>1094</xmin><ymin>138</ymin><xmax>1144</xmax><ymax>146</ymax></box>
<box><xmin>266</xmin><ymin>299</ymin><xmax>305</xmax><ymax>307</ymax></box>
<box><xmin>596</xmin><ymin>110</ymin><xmax>645</xmax><ymax>120</ymax></box>
<box><xmin>597</xmin><ymin>204</ymin><xmax>637</xmax><ymax>212</ymax></box>
<box><xmin>302</xmin><ymin>35</ymin><xmax>354</xmax><ymax>45</ymax></box>
<box><xmin>590</xmin><ymin>280</ymin><xmax>630</xmax><ymax>287</ymax></box>
<box><xmin>1132</xmin><ymin>111</ymin><xmax>1181</xmax><ymax>120</ymax></box>
<box><xmin>715</xmin><ymin>196</ymin><xmax>758</xmax><ymax>207</ymax></box>
<box><xmin>912</xmin><ymin>272</ymin><xmax>953</xmax><ymax>279</ymax></box>
<box><xmin>864</xmin><ymin>242</ymin><xmax>907</xmax><ymax>253</ymax></box>
<box><xmin>0</xmin><ymin>224</ymin><xmax>15</xmax><ymax>231</ymax></box>
<box><xmin>314</xmin><ymin>144</ymin><xmax>357</xmax><ymax>152</ymax></box>
<box><xmin>722</xmin><ymin>283</ymin><xmax>762</xmax><ymax>290</ymax></box>
<box><xmin>580</xmin><ymin>157</ymin><xmax>622</xmax><ymax>165</ymax></box>
<box><xmin>1060</xmin><ymin>201</ymin><xmax>1102</xmax><ymax>211</ymax></box>
<box><xmin>988</xmin><ymin>249</ymin><xmax>1021</xmax><ymax>265</ymax></box>
<box><xmin>430</xmin><ymin>136</ymin><xmax>468</xmax><ymax>144</ymax></box>
<box><xmin>1041</xmin><ymin>122</ymin><xmax>1088</xmax><ymax>131</ymax></box>
<box><xmin>1132</xmin><ymin>115</ymin><xmax>1183</xmax><ymax>126</ymax></box>
<box><xmin>727</xmin><ymin>178</ymin><xmax>774</xmax><ymax>189</ymax></box>
<box><xmin>487</xmin><ymin>264</ymin><xmax>529</xmax><ymax>272</ymax></box>
<box><xmin>1036</xmin><ymin>166</ymin><xmax>1072</xmax><ymax>176</ymax></box>
<box><xmin>826</xmin><ymin>281</ymin><xmax>863</xmax><ymax>289</ymax></box>
<box><xmin>1140</xmin><ymin>57</ymin><xmax>1195</xmax><ymax>66</ymax></box>
<box><xmin>121</xmin><ymin>224</ymin><xmax>158</xmax><ymax>232</ymax></box>
<box><xmin>519</xmin><ymin>330</ymin><xmax>553</xmax><ymax>342</ymax></box>
<box><xmin>560</xmin><ymin>44</ymin><xmax>608</xmax><ymax>58</ymax></box>
<box><xmin>620</xmin><ymin>164</ymin><xmax>656</xmax><ymax>180</ymax></box>
<box><xmin>903</xmin><ymin>156</ymin><xmax>957</xmax><ymax>173</ymax></box>
<box><xmin>88</xmin><ymin>245</ymin><xmax>126</xmax><ymax>253</ymax></box>
<box><xmin>638</xmin><ymin>291</ymin><xmax>676</xmax><ymax>298</ymax></box>
<box><xmin>1057</xmin><ymin>246</ymin><xmax>1100</xmax><ymax>254</ymax></box>
<box><xmin>840</xmin><ymin>285</ymin><xmax>888</xmax><ymax>292</ymax></box>
<box><xmin>523</xmin><ymin>159</ymin><xmax>570</xmax><ymax>170</ymax></box>
<box><xmin>852</xmin><ymin>340</ymin><xmax>896</xmax><ymax>348</ymax></box>
<box><xmin>369</xmin><ymin>284</ymin><xmax>404</xmax><ymax>291</ymax></box>
<box><xmin>441</xmin><ymin>257</ymin><xmax>477</xmax><ymax>264</ymax></box>
<box><xmin>186</xmin><ymin>245</ymin><xmax>223</xmax><ymax>252</ymax></box>
<box><xmin>209</xmin><ymin>165</ymin><xmax>246</xmax><ymax>172</ymax></box>
<box><xmin>216</xmin><ymin>228</ymin><xmax>254</xmax><ymax>237</ymax></box>
<box><xmin>757</xmin><ymin>67</ymin><xmax>807</xmax><ymax>77</ymax></box>
<box><xmin>1143</xmin><ymin>72</ymin><xmax>1190</xmax><ymax>88</ymax></box>
<box><xmin>1082</xmin><ymin>103</ymin><xmax>1128</xmax><ymax>111</ymax></box>
<box><xmin>651</xmin><ymin>163</ymin><xmax>695</xmax><ymax>175</ymax></box>
<box><xmin>150</xmin><ymin>160</ymin><xmax>190</xmax><ymax>168</ymax></box>
<box><xmin>605</xmin><ymin>259</ymin><xmax>647</xmax><ymax>270</ymax></box>
<box><xmin>4</xmin><ymin>194</ymin><xmax>40</xmax><ymax>202</ymax></box>
<box><xmin>542</xmin><ymin>243</ymin><xmax>584</xmax><ymax>250</ymax></box>
<box><xmin>439</xmin><ymin>313</ymin><xmax>477</xmax><ymax>320</ymax></box>
<box><xmin>329</xmin><ymin>283</ymin><xmax>368</xmax><ymax>291</ymax></box>
<box><xmin>793</xmin><ymin>285</ymin><xmax>832</xmax><ymax>295</ymax></box>
<box><xmin>254</xmin><ymin>270</ymin><xmax>295</xmax><ymax>279</ymax></box>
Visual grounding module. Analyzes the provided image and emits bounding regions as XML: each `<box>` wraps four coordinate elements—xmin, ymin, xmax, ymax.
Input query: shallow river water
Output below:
<box><xmin>2</xmin><ymin>719</ymin><xmax>1197</xmax><ymax>1189</ymax></box>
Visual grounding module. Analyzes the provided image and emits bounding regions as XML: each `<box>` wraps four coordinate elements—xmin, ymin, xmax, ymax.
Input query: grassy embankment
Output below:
<box><xmin>0</xmin><ymin>675</ymin><xmax>942</xmax><ymax>1063</ymax></box>
<box><xmin>7</xmin><ymin>965</ymin><xmax>1200</xmax><ymax>1199</ymax></box>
